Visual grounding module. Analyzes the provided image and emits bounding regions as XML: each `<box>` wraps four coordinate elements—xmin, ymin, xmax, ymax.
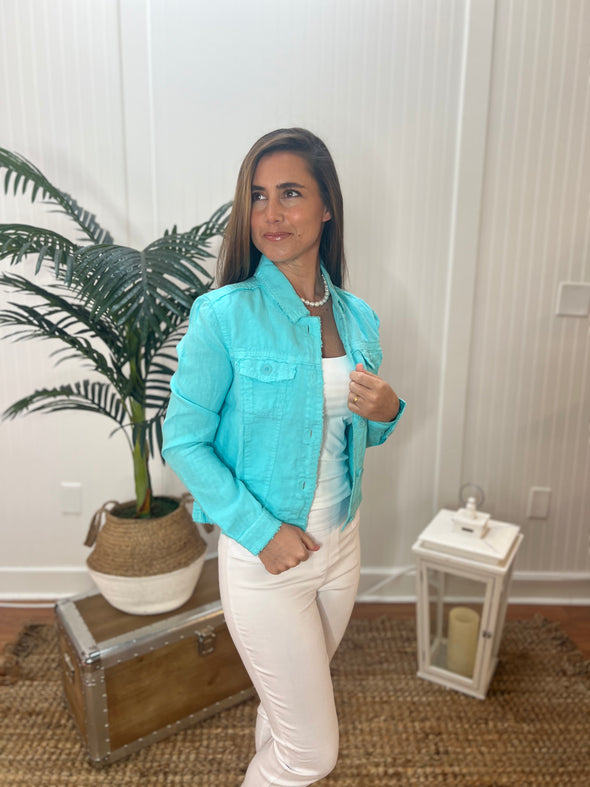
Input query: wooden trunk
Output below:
<box><xmin>55</xmin><ymin>558</ymin><xmax>254</xmax><ymax>765</ymax></box>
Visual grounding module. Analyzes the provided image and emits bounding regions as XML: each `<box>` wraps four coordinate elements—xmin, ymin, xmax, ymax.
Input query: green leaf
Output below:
<box><xmin>2</xmin><ymin>381</ymin><xmax>126</xmax><ymax>424</ymax></box>
<box><xmin>0</xmin><ymin>224</ymin><xmax>78</xmax><ymax>277</ymax></box>
<box><xmin>0</xmin><ymin>148</ymin><xmax>112</xmax><ymax>244</ymax></box>
<box><xmin>0</xmin><ymin>272</ymin><xmax>123</xmax><ymax>352</ymax></box>
<box><xmin>70</xmin><ymin>236</ymin><xmax>216</xmax><ymax>341</ymax></box>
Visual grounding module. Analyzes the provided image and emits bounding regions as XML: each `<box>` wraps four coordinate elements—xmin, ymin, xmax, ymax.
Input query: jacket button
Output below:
<box><xmin>262</xmin><ymin>364</ymin><xmax>271</xmax><ymax>374</ymax></box>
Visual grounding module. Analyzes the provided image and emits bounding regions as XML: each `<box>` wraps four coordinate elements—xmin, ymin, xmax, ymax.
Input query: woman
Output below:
<box><xmin>162</xmin><ymin>128</ymin><xmax>405</xmax><ymax>785</ymax></box>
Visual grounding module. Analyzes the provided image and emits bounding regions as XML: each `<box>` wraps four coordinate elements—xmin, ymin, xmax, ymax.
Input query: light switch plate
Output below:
<box><xmin>527</xmin><ymin>487</ymin><xmax>551</xmax><ymax>519</ymax></box>
<box><xmin>556</xmin><ymin>282</ymin><xmax>590</xmax><ymax>317</ymax></box>
<box><xmin>60</xmin><ymin>482</ymin><xmax>82</xmax><ymax>514</ymax></box>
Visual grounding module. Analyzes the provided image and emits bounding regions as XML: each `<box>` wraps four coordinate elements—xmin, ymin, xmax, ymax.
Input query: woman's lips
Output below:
<box><xmin>263</xmin><ymin>232</ymin><xmax>291</xmax><ymax>241</ymax></box>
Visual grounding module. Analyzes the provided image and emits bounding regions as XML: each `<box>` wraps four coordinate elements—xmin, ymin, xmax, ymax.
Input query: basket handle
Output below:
<box><xmin>84</xmin><ymin>500</ymin><xmax>119</xmax><ymax>547</ymax></box>
<box><xmin>179</xmin><ymin>492</ymin><xmax>215</xmax><ymax>534</ymax></box>
<box><xmin>84</xmin><ymin>495</ymin><xmax>215</xmax><ymax>547</ymax></box>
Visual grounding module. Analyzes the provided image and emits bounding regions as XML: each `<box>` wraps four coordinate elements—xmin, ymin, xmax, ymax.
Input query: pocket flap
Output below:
<box><xmin>354</xmin><ymin>344</ymin><xmax>382</xmax><ymax>373</ymax></box>
<box><xmin>238</xmin><ymin>358</ymin><xmax>297</xmax><ymax>382</ymax></box>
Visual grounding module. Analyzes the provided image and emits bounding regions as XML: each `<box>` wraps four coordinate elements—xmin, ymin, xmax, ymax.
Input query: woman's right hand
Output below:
<box><xmin>258</xmin><ymin>524</ymin><xmax>320</xmax><ymax>575</ymax></box>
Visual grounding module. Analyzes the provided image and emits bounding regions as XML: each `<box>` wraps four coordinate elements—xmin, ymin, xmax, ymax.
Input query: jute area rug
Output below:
<box><xmin>0</xmin><ymin>617</ymin><xmax>588</xmax><ymax>786</ymax></box>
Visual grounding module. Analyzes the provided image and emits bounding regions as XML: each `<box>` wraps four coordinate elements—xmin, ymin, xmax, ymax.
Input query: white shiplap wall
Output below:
<box><xmin>462</xmin><ymin>0</ymin><xmax>590</xmax><ymax>577</ymax></box>
<box><xmin>0</xmin><ymin>0</ymin><xmax>131</xmax><ymax>591</ymax></box>
<box><xmin>0</xmin><ymin>0</ymin><xmax>588</xmax><ymax>599</ymax></box>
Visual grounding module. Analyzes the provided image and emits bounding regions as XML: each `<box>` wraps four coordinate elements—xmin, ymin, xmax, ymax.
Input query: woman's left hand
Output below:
<box><xmin>348</xmin><ymin>363</ymin><xmax>400</xmax><ymax>422</ymax></box>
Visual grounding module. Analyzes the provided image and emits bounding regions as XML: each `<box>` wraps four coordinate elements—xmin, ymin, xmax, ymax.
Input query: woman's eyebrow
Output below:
<box><xmin>251</xmin><ymin>181</ymin><xmax>307</xmax><ymax>191</ymax></box>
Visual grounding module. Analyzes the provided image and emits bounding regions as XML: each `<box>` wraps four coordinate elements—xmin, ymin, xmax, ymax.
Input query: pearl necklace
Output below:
<box><xmin>300</xmin><ymin>273</ymin><xmax>330</xmax><ymax>308</ymax></box>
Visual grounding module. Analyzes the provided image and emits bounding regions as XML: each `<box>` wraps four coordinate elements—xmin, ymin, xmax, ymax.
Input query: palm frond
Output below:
<box><xmin>154</xmin><ymin>201</ymin><xmax>232</xmax><ymax>276</ymax></box>
<box><xmin>0</xmin><ymin>224</ymin><xmax>78</xmax><ymax>278</ymax></box>
<box><xmin>3</xmin><ymin>380</ymin><xmax>126</xmax><ymax>424</ymax></box>
<box><xmin>0</xmin><ymin>272</ymin><xmax>124</xmax><ymax>356</ymax></box>
<box><xmin>70</xmin><ymin>236</ymin><xmax>216</xmax><ymax>340</ymax></box>
<box><xmin>0</xmin><ymin>148</ymin><xmax>112</xmax><ymax>244</ymax></box>
<box><xmin>0</xmin><ymin>304</ymin><xmax>122</xmax><ymax>391</ymax></box>
<box><xmin>140</xmin><ymin>312</ymin><xmax>192</xmax><ymax>372</ymax></box>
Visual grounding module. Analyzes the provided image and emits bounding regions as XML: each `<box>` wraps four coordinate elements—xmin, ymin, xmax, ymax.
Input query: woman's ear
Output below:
<box><xmin>322</xmin><ymin>207</ymin><xmax>332</xmax><ymax>222</ymax></box>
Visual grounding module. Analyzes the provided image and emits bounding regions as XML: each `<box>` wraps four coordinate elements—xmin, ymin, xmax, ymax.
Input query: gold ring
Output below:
<box><xmin>353</xmin><ymin>395</ymin><xmax>359</xmax><ymax>404</ymax></box>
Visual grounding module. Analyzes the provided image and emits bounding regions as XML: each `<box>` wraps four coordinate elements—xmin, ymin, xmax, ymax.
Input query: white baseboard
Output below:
<box><xmin>0</xmin><ymin>564</ymin><xmax>589</xmax><ymax>605</ymax></box>
<box><xmin>0</xmin><ymin>567</ymin><xmax>96</xmax><ymax>600</ymax></box>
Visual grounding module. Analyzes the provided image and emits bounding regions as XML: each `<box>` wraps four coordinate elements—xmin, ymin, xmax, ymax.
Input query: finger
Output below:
<box><xmin>301</xmin><ymin>531</ymin><xmax>320</xmax><ymax>552</ymax></box>
<box><xmin>348</xmin><ymin>380</ymin><xmax>366</xmax><ymax>400</ymax></box>
<box><xmin>352</xmin><ymin>363</ymin><xmax>373</xmax><ymax>384</ymax></box>
<box><xmin>350</xmin><ymin>376</ymin><xmax>376</xmax><ymax>402</ymax></box>
<box><xmin>349</xmin><ymin>378</ymin><xmax>369</xmax><ymax>395</ymax></box>
<box><xmin>350</xmin><ymin>369</ymin><xmax>378</xmax><ymax>389</ymax></box>
<box><xmin>355</xmin><ymin>362</ymin><xmax>380</xmax><ymax>378</ymax></box>
<box><xmin>349</xmin><ymin>391</ymin><xmax>361</xmax><ymax>407</ymax></box>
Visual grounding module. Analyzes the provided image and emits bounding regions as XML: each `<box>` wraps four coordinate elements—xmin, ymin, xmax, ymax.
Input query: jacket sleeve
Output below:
<box><xmin>162</xmin><ymin>297</ymin><xmax>282</xmax><ymax>554</ymax></box>
<box><xmin>366</xmin><ymin>398</ymin><xmax>406</xmax><ymax>446</ymax></box>
<box><xmin>347</xmin><ymin>295</ymin><xmax>406</xmax><ymax>448</ymax></box>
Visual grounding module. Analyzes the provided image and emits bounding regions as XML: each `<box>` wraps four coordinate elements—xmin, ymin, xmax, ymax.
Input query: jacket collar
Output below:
<box><xmin>253</xmin><ymin>255</ymin><xmax>342</xmax><ymax>322</ymax></box>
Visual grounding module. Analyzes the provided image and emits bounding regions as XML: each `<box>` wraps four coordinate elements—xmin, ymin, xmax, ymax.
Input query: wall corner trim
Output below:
<box><xmin>434</xmin><ymin>0</ymin><xmax>497</xmax><ymax>509</ymax></box>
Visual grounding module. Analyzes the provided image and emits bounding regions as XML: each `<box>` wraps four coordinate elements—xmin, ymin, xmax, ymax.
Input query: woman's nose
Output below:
<box><xmin>265</xmin><ymin>196</ymin><xmax>283</xmax><ymax>223</ymax></box>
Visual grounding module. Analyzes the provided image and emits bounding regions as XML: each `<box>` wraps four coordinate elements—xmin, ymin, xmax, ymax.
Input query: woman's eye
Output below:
<box><xmin>283</xmin><ymin>189</ymin><xmax>300</xmax><ymax>199</ymax></box>
<box><xmin>251</xmin><ymin>192</ymin><xmax>266</xmax><ymax>203</ymax></box>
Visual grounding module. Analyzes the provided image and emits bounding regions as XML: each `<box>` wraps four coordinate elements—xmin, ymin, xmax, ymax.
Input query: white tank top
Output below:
<box><xmin>307</xmin><ymin>355</ymin><xmax>354</xmax><ymax>530</ymax></box>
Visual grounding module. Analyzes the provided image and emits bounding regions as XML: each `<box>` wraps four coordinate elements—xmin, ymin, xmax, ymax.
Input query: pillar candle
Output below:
<box><xmin>446</xmin><ymin>606</ymin><xmax>480</xmax><ymax>678</ymax></box>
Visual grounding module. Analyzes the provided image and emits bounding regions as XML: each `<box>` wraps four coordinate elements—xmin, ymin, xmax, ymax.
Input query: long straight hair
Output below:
<box><xmin>217</xmin><ymin>128</ymin><xmax>347</xmax><ymax>287</ymax></box>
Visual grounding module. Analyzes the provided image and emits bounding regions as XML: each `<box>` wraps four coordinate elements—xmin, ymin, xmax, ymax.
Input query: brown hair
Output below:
<box><xmin>217</xmin><ymin>128</ymin><xmax>347</xmax><ymax>287</ymax></box>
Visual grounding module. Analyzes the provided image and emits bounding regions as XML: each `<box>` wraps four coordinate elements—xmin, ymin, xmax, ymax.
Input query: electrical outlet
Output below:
<box><xmin>60</xmin><ymin>482</ymin><xmax>82</xmax><ymax>514</ymax></box>
<box><xmin>526</xmin><ymin>487</ymin><xmax>551</xmax><ymax>519</ymax></box>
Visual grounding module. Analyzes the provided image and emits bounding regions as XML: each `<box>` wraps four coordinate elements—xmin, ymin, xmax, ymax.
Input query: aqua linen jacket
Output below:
<box><xmin>162</xmin><ymin>256</ymin><xmax>405</xmax><ymax>555</ymax></box>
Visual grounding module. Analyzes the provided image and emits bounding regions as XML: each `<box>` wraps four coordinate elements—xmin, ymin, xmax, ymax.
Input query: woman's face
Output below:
<box><xmin>250</xmin><ymin>151</ymin><xmax>331</xmax><ymax>269</ymax></box>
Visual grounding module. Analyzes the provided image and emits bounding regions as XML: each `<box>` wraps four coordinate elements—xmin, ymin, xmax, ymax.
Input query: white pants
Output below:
<box><xmin>218</xmin><ymin>511</ymin><xmax>361</xmax><ymax>787</ymax></box>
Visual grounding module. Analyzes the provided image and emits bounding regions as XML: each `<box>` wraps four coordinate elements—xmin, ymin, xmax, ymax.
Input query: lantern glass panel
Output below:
<box><xmin>426</xmin><ymin>567</ymin><xmax>487</xmax><ymax>679</ymax></box>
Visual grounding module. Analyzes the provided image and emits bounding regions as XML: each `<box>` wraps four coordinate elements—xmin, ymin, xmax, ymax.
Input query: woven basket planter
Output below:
<box><xmin>84</xmin><ymin>495</ymin><xmax>208</xmax><ymax>615</ymax></box>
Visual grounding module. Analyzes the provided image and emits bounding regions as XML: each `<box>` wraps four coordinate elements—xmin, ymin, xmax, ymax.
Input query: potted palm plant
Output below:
<box><xmin>0</xmin><ymin>148</ymin><xmax>230</xmax><ymax>614</ymax></box>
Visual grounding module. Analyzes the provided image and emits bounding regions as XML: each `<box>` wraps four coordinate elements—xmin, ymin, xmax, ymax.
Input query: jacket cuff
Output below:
<box><xmin>367</xmin><ymin>397</ymin><xmax>406</xmax><ymax>446</ymax></box>
<box><xmin>236</xmin><ymin>508</ymin><xmax>284</xmax><ymax>555</ymax></box>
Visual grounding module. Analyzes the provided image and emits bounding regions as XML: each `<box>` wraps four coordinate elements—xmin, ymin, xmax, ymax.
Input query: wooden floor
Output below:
<box><xmin>1</xmin><ymin>601</ymin><xmax>589</xmax><ymax>658</ymax></box>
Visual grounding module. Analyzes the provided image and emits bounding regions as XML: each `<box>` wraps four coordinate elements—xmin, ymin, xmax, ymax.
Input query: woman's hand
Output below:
<box><xmin>348</xmin><ymin>363</ymin><xmax>400</xmax><ymax>422</ymax></box>
<box><xmin>258</xmin><ymin>524</ymin><xmax>320</xmax><ymax>575</ymax></box>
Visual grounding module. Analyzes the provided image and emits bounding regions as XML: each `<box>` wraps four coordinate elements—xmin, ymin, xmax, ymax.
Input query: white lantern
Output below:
<box><xmin>412</xmin><ymin>499</ymin><xmax>523</xmax><ymax>699</ymax></box>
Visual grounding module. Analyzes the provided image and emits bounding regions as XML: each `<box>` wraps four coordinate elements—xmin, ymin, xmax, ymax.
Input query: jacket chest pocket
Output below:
<box><xmin>236</xmin><ymin>358</ymin><xmax>297</xmax><ymax>420</ymax></box>
<box><xmin>353</xmin><ymin>343</ymin><xmax>382</xmax><ymax>374</ymax></box>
